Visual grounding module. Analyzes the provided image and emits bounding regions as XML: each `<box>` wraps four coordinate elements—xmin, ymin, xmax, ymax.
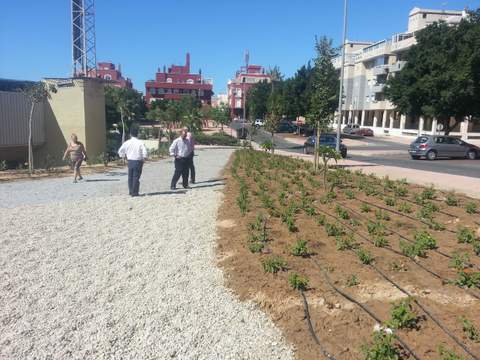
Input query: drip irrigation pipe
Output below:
<box><xmin>372</xmin><ymin>263</ymin><xmax>480</xmax><ymax>360</ymax></box>
<box><xmin>313</xmin><ymin>259</ymin><xmax>422</xmax><ymax>360</ymax></box>
<box><xmin>300</xmin><ymin>290</ymin><xmax>337</xmax><ymax>360</ymax></box>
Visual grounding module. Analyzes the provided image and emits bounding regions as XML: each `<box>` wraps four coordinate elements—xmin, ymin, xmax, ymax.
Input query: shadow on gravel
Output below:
<box><xmin>105</xmin><ymin>172</ymin><xmax>127</xmax><ymax>177</ymax></box>
<box><xmin>145</xmin><ymin>190</ymin><xmax>187</xmax><ymax>196</ymax></box>
<box><xmin>85</xmin><ymin>179</ymin><xmax>120</xmax><ymax>182</ymax></box>
<box><xmin>192</xmin><ymin>183</ymin><xmax>225</xmax><ymax>189</ymax></box>
<box><xmin>194</xmin><ymin>178</ymin><xmax>226</xmax><ymax>184</ymax></box>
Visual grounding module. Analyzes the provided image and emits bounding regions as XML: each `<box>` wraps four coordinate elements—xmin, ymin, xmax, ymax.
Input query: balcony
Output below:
<box><xmin>389</xmin><ymin>61</ymin><xmax>407</xmax><ymax>73</ymax></box>
<box><xmin>391</xmin><ymin>36</ymin><xmax>416</xmax><ymax>53</ymax></box>
<box><xmin>372</xmin><ymin>84</ymin><xmax>386</xmax><ymax>94</ymax></box>
<box><xmin>372</xmin><ymin>65</ymin><xmax>389</xmax><ymax>76</ymax></box>
<box><xmin>357</xmin><ymin>40</ymin><xmax>391</xmax><ymax>62</ymax></box>
<box><xmin>332</xmin><ymin>53</ymin><xmax>356</xmax><ymax>69</ymax></box>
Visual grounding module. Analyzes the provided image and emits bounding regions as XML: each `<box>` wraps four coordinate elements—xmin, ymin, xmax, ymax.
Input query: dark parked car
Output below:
<box><xmin>276</xmin><ymin>121</ymin><xmax>297</xmax><ymax>133</ymax></box>
<box><xmin>304</xmin><ymin>134</ymin><xmax>347</xmax><ymax>158</ymax></box>
<box><xmin>409</xmin><ymin>135</ymin><xmax>479</xmax><ymax>160</ymax></box>
<box><xmin>343</xmin><ymin>124</ymin><xmax>374</xmax><ymax>136</ymax></box>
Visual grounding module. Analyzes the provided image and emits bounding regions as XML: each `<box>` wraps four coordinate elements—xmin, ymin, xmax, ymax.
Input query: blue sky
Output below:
<box><xmin>1</xmin><ymin>0</ymin><xmax>480</xmax><ymax>94</ymax></box>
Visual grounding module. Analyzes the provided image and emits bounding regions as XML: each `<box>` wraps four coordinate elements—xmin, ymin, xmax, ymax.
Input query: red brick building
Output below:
<box><xmin>227</xmin><ymin>65</ymin><xmax>271</xmax><ymax>118</ymax></box>
<box><xmin>145</xmin><ymin>53</ymin><xmax>213</xmax><ymax>105</ymax></box>
<box><xmin>90</xmin><ymin>62</ymin><xmax>133</xmax><ymax>88</ymax></box>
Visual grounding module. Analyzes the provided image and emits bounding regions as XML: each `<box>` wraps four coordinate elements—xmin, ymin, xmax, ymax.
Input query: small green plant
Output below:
<box><xmin>346</xmin><ymin>274</ymin><xmax>360</xmax><ymax>287</ymax></box>
<box><xmin>261</xmin><ymin>256</ymin><xmax>287</xmax><ymax>274</ymax></box>
<box><xmin>375</xmin><ymin>209</ymin><xmax>390</xmax><ymax>221</ymax></box>
<box><xmin>457</xmin><ymin>227</ymin><xmax>477</xmax><ymax>244</ymax></box>
<box><xmin>397</xmin><ymin>202</ymin><xmax>412</xmax><ymax>214</ymax></box>
<box><xmin>390</xmin><ymin>261</ymin><xmax>407</xmax><ymax>272</ymax></box>
<box><xmin>414</xmin><ymin>231</ymin><xmax>437</xmax><ymax>250</ymax></box>
<box><xmin>335</xmin><ymin>205</ymin><xmax>350</xmax><ymax>220</ymax></box>
<box><xmin>291</xmin><ymin>239</ymin><xmax>309</xmax><ymax>257</ymax></box>
<box><xmin>421</xmin><ymin>186</ymin><xmax>436</xmax><ymax>200</ymax></box>
<box><xmin>361</xmin><ymin>203</ymin><xmax>372</xmax><ymax>213</ymax></box>
<box><xmin>445</xmin><ymin>192</ymin><xmax>459</xmax><ymax>206</ymax></box>
<box><xmin>236</xmin><ymin>180</ymin><xmax>250</xmax><ymax>216</ymax></box>
<box><xmin>385</xmin><ymin>298</ymin><xmax>418</xmax><ymax>330</ymax></box>
<box><xmin>400</xmin><ymin>240</ymin><xmax>427</xmax><ymax>259</ymax></box>
<box><xmin>349</xmin><ymin>218</ymin><xmax>361</xmax><ymax>227</ymax></box>
<box><xmin>356</xmin><ymin>248</ymin><xmax>373</xmax><ymax>264</ymax></box>
<box><xmin>454</xmin><ymin>271</ymin><xmax>480</xmax><ymax>289</ymax></box>
<box><xmin>361</xmin><ymin>331</ymin><xmax>400</xmax><ymax>360</ymax></box>
<box><xmin>325</xmin><ymin>223</ymin><xmax>345</xmax><ymax>237</ymax></box>
<box><xmin>474</xmin><ymin>241</ymin><xmax>480</xmax><ymax>256</ymax></box>
<box><xmin>449</xmin><ymin>253</ymin><xmax>470</xmax><ymax>271</ymax></box>
<box><xmin>317</xmin><ymin>214</ymin><xmax>326</xmax><ymax>226</ymax></box>
<box><xmin>374</xmin><ymin>235</ymin><xmax>389</xmax><ymax>248</ymax></box>
<box><xmin>288</xmin><ymin>272</ymin><xmax>309</xmax><ymax>291</ymax></box>
<box><xmin>385</xmin><ymin>197</ymin><xmax>396</xmax><ymax>207</ymax></box>
<box><xmin>438</xmin><ymin>345</ymin><xmax>465</xmax><ymax>360</ymax></box>
<box><xmin>345</xmin><ymin>189</ymin><xmax>356</xmax><ymax>199</ymax></box>
<box><xmin>394</xmin><ymin>186</ymin><xmax>408</xmax><ymax>198</ymax></box>
<box><xmin>459</xmin><ymin>316</ymin><xmax>479</xmax><ymax>342</ymax></box>
<box><xmin>367</xmin><ymin>221</ymin><xmax>387</xmax><ymax>236</ymax></box>
<box><xmin>336</xmin><ymin>233</ymin><xmax>359</xmax><ymax>251</ymax></box>
<box><xmin>248</xmin><ymin>242</ymin><xmax>265</xmax><ymax>253</ymax></box>
<box><xmin>305</xmin><ymin>206</ymin><xmax>316</xmax><ymax>217</ymax></box>
<box><xmin>465</xmin><ymin>202</ymin><xmax>478</xmax><ymax>214</ymax></box>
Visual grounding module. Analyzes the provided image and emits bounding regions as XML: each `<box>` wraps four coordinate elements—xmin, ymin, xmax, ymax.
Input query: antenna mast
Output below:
<box><xmin>71</xmin><ymin>0</ymin><xmax>97</xmax><ymax>77</ymax></box>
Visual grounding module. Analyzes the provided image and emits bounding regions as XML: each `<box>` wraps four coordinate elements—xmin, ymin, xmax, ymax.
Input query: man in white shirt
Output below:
<box><xmin>184</xmin><ymin>127</ymin><xmax>196</xmax><ymax>184</ymax></box>
<box><xmin>118</xmin><ymin>127</ymin><xmax>148</xmax><ymax>197</ymax></box>
<box><xmin>169</xmin><ymin>129</ymin><xmax>191</xmax><ymax>190</ymax></box>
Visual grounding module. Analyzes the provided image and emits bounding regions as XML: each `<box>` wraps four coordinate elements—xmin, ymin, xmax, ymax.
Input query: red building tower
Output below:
<box><xmin>88</xmin><ymin>62</ymin><xmax>133</xmax><ymax>88</ymax></box>
<box><xmin>145</xmin><ymin>53</ymin><xmax>213</xmax><ymax>105</ymax></box>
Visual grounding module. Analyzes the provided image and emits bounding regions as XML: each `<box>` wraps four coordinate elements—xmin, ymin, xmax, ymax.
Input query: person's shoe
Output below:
<box><xmin>73</xmin><ymin>179</ymin><xmax>78</xmax><ymax>183</ymax></box>
<box><xmin>170</xmin><ymin>187</ymin><xmax>177</xmax><ymax>190</ymax></box>
<box><xmin>78</xmin><ymin>176</ymin><xmax>83</xmax><ymax>181</ymax></box>
<box><xmin>183</xmin><ymin>185</ymin><xmax>191</xmax><ymax>189</ymax></box>
<box><xmin>190</xmin><ymin>180</ymin><xmax>195</xmax><ymax>184</ymax></box>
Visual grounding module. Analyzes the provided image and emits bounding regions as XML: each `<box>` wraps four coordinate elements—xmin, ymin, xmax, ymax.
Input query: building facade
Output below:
<box><xmin>227</xmin><ymin>65</ymin><xmax>271</xmax><ymax>118</ymax></box>
<box><xmin>88</xmin><ymin>62</ymin><xmax>133</xmax><ymax>88</ymax></box>
<box><xmin>333</xmin><ymin>8</ymin><xmax>480</xmax><ymax>140</ymax></box>
<box><xmin>145</xmin><ymin>53</ymin><xmax>213</xmax><ymax>105</ymax></box>
<box><xmin>212</xmin><ymin>93</ymin><xmax>228</xmax><ymax>108</ymax></box>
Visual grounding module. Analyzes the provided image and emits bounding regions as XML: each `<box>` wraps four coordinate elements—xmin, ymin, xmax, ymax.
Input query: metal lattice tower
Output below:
<box><xmin>71</xmin><ymin>0</ymin><xmax>97</xmax><ymax>77</ymax></box>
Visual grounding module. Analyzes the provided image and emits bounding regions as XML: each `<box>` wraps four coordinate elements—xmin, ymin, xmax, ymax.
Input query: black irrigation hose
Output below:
<box><xmin>314</xmin><ymin>206</ymin><xmax>480</xmax><ymax>301</ymax></box>
<box><xmin>313</xmin><ymin>260</ymin><xmax>422</xmax><ymax>360</ymax></box>
<box><xmin>355</xmin><ymin>197</ymin><xmax>457</xmax><ymax>234</ymax></box>
<box><xmin>338</xmin><ymin>201</ymin><xmax>480</xmax><ymax>271</ymax></box>
<box><xmin>299</xmin><ymin>290</ymin><xmax>337</xmax><ymax>360</ymax></box>
<box><xmin>372</xmin><ymin>263</ymin><xmax>480</xmax><ymax>360</ymax></box>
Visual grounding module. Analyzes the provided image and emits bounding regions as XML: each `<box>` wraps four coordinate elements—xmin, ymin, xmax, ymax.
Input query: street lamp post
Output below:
<box><xmin>336</xmin><ymin>0</ymin><xmax>349</xmax><ymax>152</ymax></box>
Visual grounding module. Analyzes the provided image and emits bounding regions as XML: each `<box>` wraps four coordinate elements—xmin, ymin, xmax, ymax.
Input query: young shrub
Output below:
<box><xmin>291</xmin><ymin>239</ymin><xmax>309</xmax><ymax>257</ymax></box>
<box><xmin>305</xmin><ymin>206</ymin><xmax>317</xmax><ymax>217</ymax></box>
<box><xmin>400</xmin><ymin>240</ymin><xmax>427</xmax><ymax>259</ymax></box>
<box><xmin>384</xmin><ymin>197</ymin><xmax>396</xmax><ymax>207</ymax></box>
<box><xmin>345</xmin><ymin>189</ymin><xmax>356</xmax><ymax>199</ymax></box>
<box><xmin>261</xmin><ymin>256</ymin><xmax>287</xmax><ymax>274</ymax></box>
<box><xmin>465</xmin><ymin>202</ymin><xmax>478</xmax><ymax>214</ymax></box>
<box><xmin>346</xmin><ymin>274</ymin><xmax>360</xmax><ymax>287</ymax></box>
<box><xmin>349</xmin><ymin>218</ymin><xmax>361</xmax><ymax>227</ymax></box>
<box><xmin>457</xmin><ymin>227</ymin><xmax>477</xmax><ymax>244</ymax></box>
<box><xmin>414</xmin><ymin>231</ymin><xmax>437</xmax><ymax>250</ymax></box>
<box><xmin>394</xmin><ymin>186</ymin><xmax>408</xmax><ymax>198</ymax></box>
<box><xmin>375</xmin><ymin>209</ymin><xmax>391</xmax><ymax>221</ymax></box>
<box><xmin>454</xmin><ymin>271</ymin><xmax>480</xmax><ymax>289</ymax></box>
<box><xmin>459</xmin><ymin>316</ymin><xmax>480</xmax><ymax>343</ymax></box>
<box><xmin>421</xmin><ymin>186</ymin><xmax>436</xmax><ymax>200</ymax></box>
<box><xmin>449</xmin><ymin>253</ymin><xmax>470</xmax><ymax>271</ymax></box>
<box><xmin>325</xmin><ymin>223</ymin><xmax>345</xmax><ymax>237</ymax></box>
<box><xmin>361</xmin><ymin>331</ymin><xmax>400</xmax><ymax>360</ymax></box>
<box><xmin>248</xmin><ymin>242</ymin><xmax>265</xmax><ymax>253</ymax></box>
<box><xmin>361</xmin><ymin>203</ymin><xmax>372</xmax><ymax>213</ymax></box>
<box><xmin>335</xmin><ymin>205</ymin><xmax>350</xmax><ymax>220</ymax></box>
<box><xmin>385</xmin><ymin>298</ymin><xmax>418</xmax><ymax>330</ymax></box>
<box><xmin>356</xmin><ymin>248</ymin><xmax>373</xmax><ymax>265</ymax></box>
<box><xmin>288</xmin><ymin>273</ymin><xmax>309</xmax><ymax>291</ymax></box>
<box><xmin>373</xmin><ymin>235</ymin><xmax>389</xmax><ymax>248</ymax></box>
<box><xmin>397</xmin><ymin>202</ymin><xmax>412</xmax><ymax>214</ymax></box>
<box><xmin>367</xmin><ymin>221</ymin><xmax>387</xmax><ymax>236</ymax></box>
<box><xmin>336</xmin><ymin>233</ymin><xmax>358</xmax><ymax>251</ymax></box>
<box><xmin>438</xmin><ymin>345</ymin><xmax>465</xmax><ymax>360</ymax></box>
<box><xmin>474</xmin><ymin>241</ymin><xmax>480</xmax><ymax>256</ymax></box>
<box><xmin>317</xmin><ymin>214</ymin><xmax>326</xmax><ymax>226</ymax></box>
<box><xmin>445</xmin><ymin>192</ymin><xmax>459</xmax><ymax>206</ymax></box>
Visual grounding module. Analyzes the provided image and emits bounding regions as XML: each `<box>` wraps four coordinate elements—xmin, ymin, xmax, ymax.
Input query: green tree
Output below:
<box><xmin>264</xmin><ymin>82</ymin><xmax>285</xmax><ymax>153</ymax></box>
<box><xmin>386</xmin><ymin>14</ymin><xmax>480</xmax><ymax>134</ymax></box>
<box><xmin>21</xmin><ymin>81</ymin><xmax>57</xmax><ymax>174</ymax></box>
<box><xmin>308</xmin><ymin>36</ymin><xmax>339</xmax><ymax>171</ymax></box>
<box><xmin>283</xmin><ymin>63</ymin><xmax>314</xmax><ymax>119</ymax></box>
<box><xmin>246</xmin><ymin>80</ymin><xmax>270</xmax><ymax>120</ymax></box>
<box><xmin>211</xmin><ymin>103</ymin><xmax>231</xmax><ymax>131</ymax></box>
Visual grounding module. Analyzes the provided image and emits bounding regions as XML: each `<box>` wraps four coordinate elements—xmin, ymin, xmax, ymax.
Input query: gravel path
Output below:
<box><xmin>0</xmin><ymin>148</ymin><xmax>293</xmax><ymax>360</ymax></box>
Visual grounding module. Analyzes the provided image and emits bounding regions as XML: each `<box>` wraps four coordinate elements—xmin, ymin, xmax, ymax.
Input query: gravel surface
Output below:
<box><xmin>0</xmin><ymin>148</ymin><xmax>293</xmax><ymax>360</ymax></box>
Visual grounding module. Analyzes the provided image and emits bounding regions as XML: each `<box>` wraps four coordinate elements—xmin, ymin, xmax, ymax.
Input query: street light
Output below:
<box><xmin>336</xmin><ymin>0</ymin><xmax>349</xmax><ymax>152</ymax></box>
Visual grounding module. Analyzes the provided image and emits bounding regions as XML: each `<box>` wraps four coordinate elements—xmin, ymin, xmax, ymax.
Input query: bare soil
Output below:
<box><xmin>216</xmin><ymin>150</ymin><xmax>480</xmax><ymax>360</ymax></box>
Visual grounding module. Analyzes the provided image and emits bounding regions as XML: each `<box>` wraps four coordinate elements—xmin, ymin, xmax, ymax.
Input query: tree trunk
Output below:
<box><xmin>271</xmin><ymin>132</ymin><xmax>275</xmax><ymax>154</ymax></box>
<box><xmin>121</xmin><ymin>108</ymin><xmax>126</xmax><ymax>144</ymax></box>
<box><xmin>314</xmin><ymin>120</ymin><xmax>320</xmax><ymax>172</ymax></box>
<box><xmin>28</xmin><ymin>102</ymin><xmax>36</xmax><ymax>175</ymax></box>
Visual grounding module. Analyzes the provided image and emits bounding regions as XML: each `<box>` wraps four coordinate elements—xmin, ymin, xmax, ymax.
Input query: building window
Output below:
<box><xmin>422</xmin><ymin>13</ymin><xmax>427</xmax><ymax>19</ymax></box>
<box><xmin>186</xmin><ymin>79</ymin><xmax>194</xmax><ymax>84</ymax></box>
<box><xmin>199</xmin><ymin>90</ymin><xmax>204</xmax><ymax>96</ymax></box>
<box><xmin>235</xmin><ymin>100</ymin><xmax>242</xmax><ymax>108</ymax></box>
<box><xmin>104</xmin><ymin>74</ymin><xmax>112</xmax><ymax>80</ymax></box>
<box><xmin>166</xmin><ymin>78</ymin><xmax>173</xmax><ymax>83</ymax></box>
<box><xmin>149</xmin><ymin>88</ymin><xmax>155</xmax><ymax>95</ymax></box>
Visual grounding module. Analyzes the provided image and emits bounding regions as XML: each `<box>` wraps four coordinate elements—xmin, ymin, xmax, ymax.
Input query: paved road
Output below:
<box><xmin>230</xmin><ymin>122</ymin><xmax>480</xmax><ymax>178</ymax></box>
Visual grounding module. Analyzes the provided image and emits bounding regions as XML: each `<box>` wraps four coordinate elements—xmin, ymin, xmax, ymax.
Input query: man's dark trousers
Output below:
<box><xmin>171</xmin><ymin>157</ymin><xmax>188</xmax><ymax>189</ymax></box>
<box><xmin>128</xmin><ymin>160</ymin><xmax>143</xmax><ymax>196</ymax></box>
<box><xmin>187</xmin><ymin>151</ymin><xmax>195</xmax><ymax>183</ymax></box>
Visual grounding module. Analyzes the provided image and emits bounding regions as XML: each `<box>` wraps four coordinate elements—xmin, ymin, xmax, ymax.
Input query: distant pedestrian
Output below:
<box><xmin>118</xmin><ymin>127</ymin><xmax>148</xmax><ymax>197</ymax></box>
<box><xmin>63</xmin><ymin>133</ymin><xmax>87</xmax><ymax>183</ymax></box>
<box><xmin>169</xmin><ymin>129</ymin><xmax>191</xmax><ymax>190</ymax></box>
<box><xmin>184</xmin><ymin>127</ymin><xmax>196</xmax><ymax>184</ymax></box>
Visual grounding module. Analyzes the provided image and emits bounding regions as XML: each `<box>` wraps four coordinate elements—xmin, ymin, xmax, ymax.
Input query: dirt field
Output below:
<box><xmin>217</xmin><ymin>150</ymin><xmax>480</xmax><ymax>360</ymax></box>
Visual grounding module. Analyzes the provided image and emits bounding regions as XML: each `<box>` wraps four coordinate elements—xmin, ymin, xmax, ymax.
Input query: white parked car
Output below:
<box><xmin>254</xmin><ymin>119</ymin><xmax>265</xmax><ymax>127</ymax></box>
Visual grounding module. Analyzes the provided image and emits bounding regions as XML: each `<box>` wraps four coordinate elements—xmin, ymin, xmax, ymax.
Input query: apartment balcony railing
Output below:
<box><xmin>372</xmin><ymin>65</ymin><xmax>389</xmax><ymax>76</ymax></box>
<box><xmin>357</xmin><ymin>40</ymin><xmax>391</xmax><ymax>62</ymax></box>
<box><xmin>372</xmin><ymin>84</ymin><xmax>386</xmax><ymax>93</ymax></box>
<box><xmin>389</xmin><ymin>61</ymin><xmax>407</xmax><ymax>73</ymax></box>
<box><xmin>391</xmin><ymin>36</ymin><xmax>416</xmax><ymax>52</ymax></box>
<box><xmin>332</xmin><ymin>54</ymin><xmax>356</xmax><ymax>69</ymax></box>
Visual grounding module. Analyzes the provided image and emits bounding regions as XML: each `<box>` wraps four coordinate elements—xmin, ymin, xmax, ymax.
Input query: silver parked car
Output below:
<box><xmin>409</xmin><ymin>135</ymin><xmax>479</xmax><ymax>160</ymax></box>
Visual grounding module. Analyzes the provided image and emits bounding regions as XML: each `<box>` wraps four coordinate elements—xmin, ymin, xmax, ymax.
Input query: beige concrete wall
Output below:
<box><xmin>38</xmin><ymin>78</ymin><xmax>106</xmax><ymax>165</ymax></box>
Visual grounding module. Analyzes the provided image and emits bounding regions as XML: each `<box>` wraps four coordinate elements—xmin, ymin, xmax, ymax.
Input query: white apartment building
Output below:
<box><xmin>333</xmin><ymin>7</ymin><xmax>480</xmax><ymax>140</ymax></box>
